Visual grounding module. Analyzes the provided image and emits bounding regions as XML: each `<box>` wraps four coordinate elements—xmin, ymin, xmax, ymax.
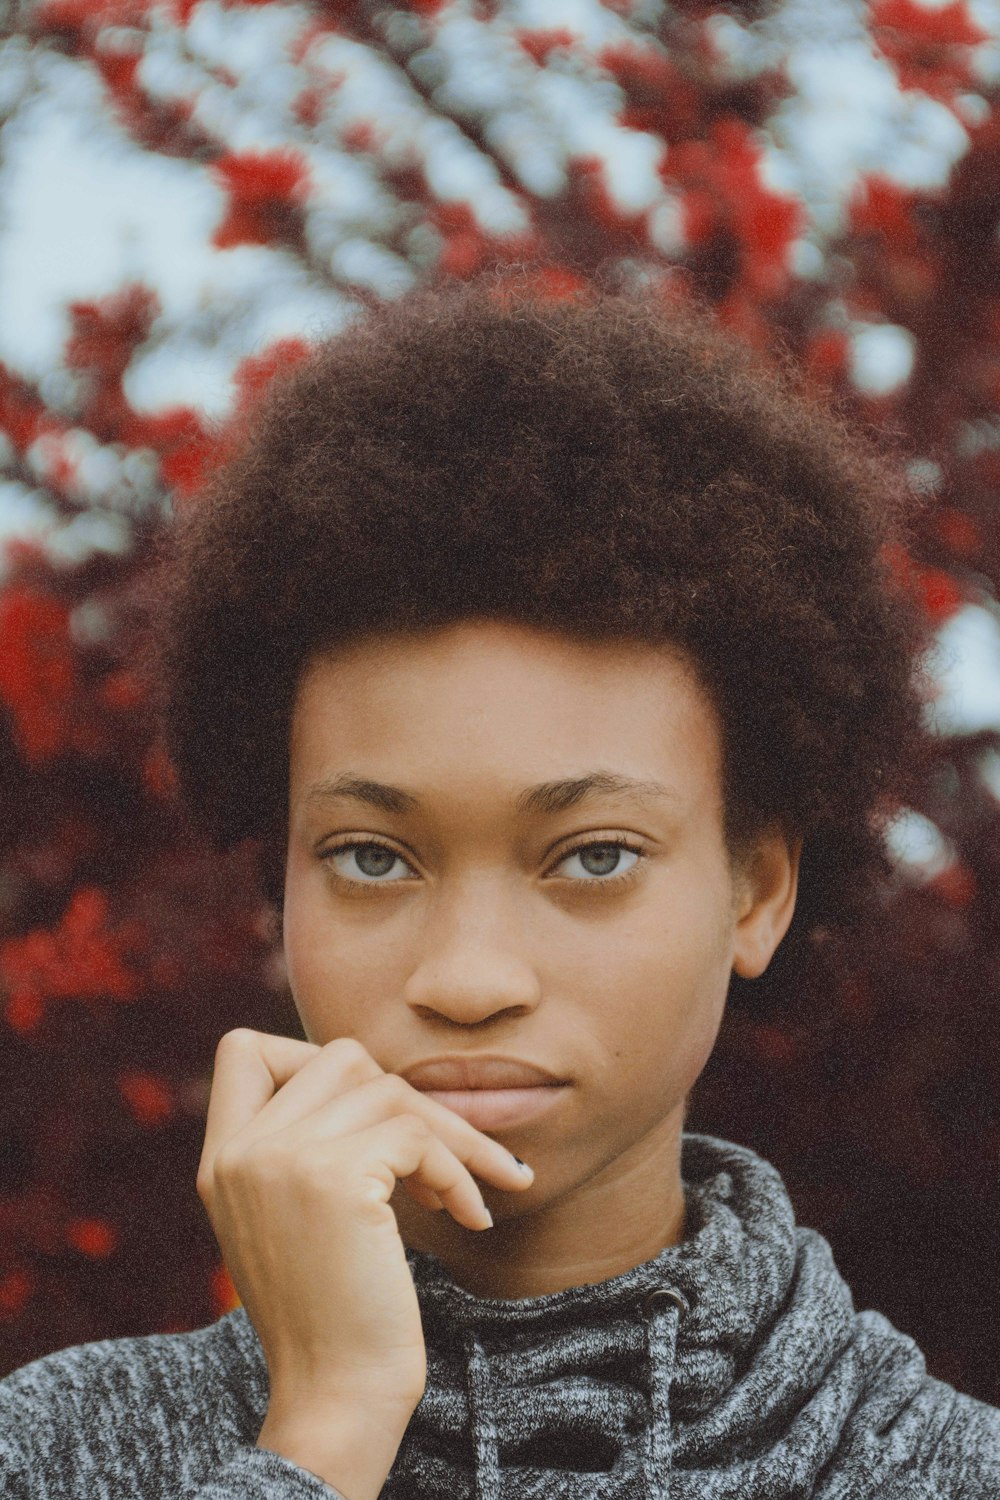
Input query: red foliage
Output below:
<box><xmin>515</xmin><ymin>28</ymin><xmax>577</xmax><ymax>65</ymax></box>
<box><xmin>664</xmin><ymin>116</ymin><xmax>805</xmax><ymax>299</ymax></box>
<box><xmin>3</xmin><ymin>0</ymin><xmax>1000</xmax><ymax>1409</ymax></box>
<box><xmin>32</xmin><ymin>0</ymin><xmax>150</xmax><ymax>43</ymax></box>
<box><xmin>932</xmin><ymin>507</ymin><xmax>982</xmax><ymax>557</ymax></box>
<box><xmin>211</xmin><ymin>150</ymin><xmax>311</xmax><ymax>250</ymax></box>
<box><xmin>850</xmin><ymin>174</ymin><xmax>924</xmax><ymax>251</ymax></box>
<box><xmin>928</xmin><ymin>861</ymin><xmax>977</xmax><ymax>907</ymax></box>
<box><xmin>142</xmin><ymin>743</ymin><xmax>180</xmax><ymax>800</ymax></box>
<box><xmin>489</xmin><ymin>265</ymin><xmax>592</xmax><ymax>307</ymax></box>
<box><xmin>871</xmin><ymin>0</ymin><xmax>989</xmax><ymax>105</ymax></box>
<box><xmin>0</xmin><ymin>366</ymin><xmax>46</xmax><ymax>454</ymax></box>
<box><xmin>66</xmin><ymin>1217</ymin><xmax>119</xmax><ymax>1258</ymax></box>
<box><xmin>0</xmin><ymin>590</ymin><xmax>77</xmax><ymax>765</ymax></box>
<box><xmin>0</xmin><ymin>1268</ymin><xmax>38</xmax><ymax>1321</ymax></box>
<box><xmin>210</xmin><ymin>1262</ymin><xmax>241</xmax><ymax>1317</ymax></box>
<box><xmin>232</xmin><ymin>339</ymin><xmax>312</xmax><ymax>418</ymax></box>
<box><xmin>0</xmin><ymin>887</ymin><xmax>148</xmax><ymax>1035</ymax></box>
<box><xmin>67</xmin><ymin>287</ymin><xmax>158</xmax><ymax>387</ymax></box>
<box><xmin>571</xmin><ymin>154</ymin><xmax>658</xmax><ymax>244</ymax></box>
<box><xmin>118</xmin><ymin>1071</ymin><xmax>175</xmax><ymax>1125</ymax></box>
<box><xmin>803</xmin><ymin>329</ymin><xmax>850</xmax><ymax>386</ymax></box>
<box><xmin>881</xmin><ymin>542</ymin><xmax>966</xmax><ymax>622</ymax></box>
<box><xmin>601</xmin><ymin>40</ymin><xmax>702</xmax><ymax>143</ymax></box>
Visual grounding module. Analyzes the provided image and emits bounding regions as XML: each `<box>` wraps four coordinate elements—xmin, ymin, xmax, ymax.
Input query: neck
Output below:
<box><xmin>392</xmin><ymin>1112</ymin><xmax>688</xmax><ymax>1300</ymax></box>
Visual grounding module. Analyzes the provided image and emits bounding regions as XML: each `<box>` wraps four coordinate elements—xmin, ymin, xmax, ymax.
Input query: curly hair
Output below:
<box><xmin>141</xmin><ymin>269</ymin><xmax>937</xmax><ymax>1001</ymax></box>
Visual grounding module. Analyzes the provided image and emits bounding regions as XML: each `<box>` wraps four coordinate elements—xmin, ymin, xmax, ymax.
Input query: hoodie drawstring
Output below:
<box><xmin>464</xmin><ymin>1325</ymin><xmax>501</xmax><ymax>1500</ymax></box>
<box><xmin>462</xmin><ymin>1285</ymin><xmax>688</xmax><ymax>1500</ymax></box>
<box><xmin>641</xmin><ymin>1286</ymin><xmax>688</xmax><ymax>1496</ymax></box>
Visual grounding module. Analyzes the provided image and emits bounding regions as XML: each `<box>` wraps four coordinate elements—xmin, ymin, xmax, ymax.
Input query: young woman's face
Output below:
<box><xmin>282</xmin><ymin>619</ymin><xmax>798</xmax><ymax>1266</ymax></box>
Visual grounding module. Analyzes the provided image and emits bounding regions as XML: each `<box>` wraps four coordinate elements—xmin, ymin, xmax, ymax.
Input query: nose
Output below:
<box><xmin>402</xmin><ymin>875</ymin><xmax>542</xmax><ymax>1025</ymax></box>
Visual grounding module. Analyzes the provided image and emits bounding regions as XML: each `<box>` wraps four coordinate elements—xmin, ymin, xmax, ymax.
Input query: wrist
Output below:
<box><xmin>257</xmin><ymin>1401</ymin><xmax>413</xmax><ymax>1500</ymax></box>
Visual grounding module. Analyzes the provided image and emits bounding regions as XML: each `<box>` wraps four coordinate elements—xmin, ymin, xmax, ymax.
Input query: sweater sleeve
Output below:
<box><xmin>185</xmin><ymin>1446</ymin><xmax>351</xmax><ymax>1498</ymax></box>
<box><xmin>0</xmin><ymin>1341</ymin><xmax>357</xmax><ymax>1500</ymax></box>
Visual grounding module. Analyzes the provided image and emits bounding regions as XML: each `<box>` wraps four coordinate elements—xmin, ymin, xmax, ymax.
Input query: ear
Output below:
<box><xmin>731</xmin><ymin>825</ymin><xmax>803</xmax><ymax>980</ymax></box>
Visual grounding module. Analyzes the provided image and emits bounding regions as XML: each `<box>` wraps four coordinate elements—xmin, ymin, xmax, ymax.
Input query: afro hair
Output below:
<box><xmin>142</xmin><ymin>270</ymin><xmax>937</xmax><ymax>1002</ymax></box>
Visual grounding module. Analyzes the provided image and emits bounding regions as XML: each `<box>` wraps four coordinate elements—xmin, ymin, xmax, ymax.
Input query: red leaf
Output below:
<box><xmin>0</xmin><ymin>1266</ymin><xmax>37</xmax><ymax>1320</ymax></box>
<box><xmin>233</xmin><ymin>338</ymin><xmax>312</xmax><ymax>418</ymax></box>
<box><xmin>0</xmin><ymin>886</ymin><xmax>148</xmax><ymax>1033</ymax></box>
<box><xmin>804</xmin><ymin>329</ymin><xmax>850</xmax><ymax>384</ymax></box>
<box><xmin>664</xmin><ymin>118</ymin><xmax>805</xmax><ymax>297</ymax></box>
<box><xmin>849</xmin><ymin>174</ymin><xmax>922</xmax><ymax>249</ymax></box>
<box><xmin>0</xmin><ymin>365</ymin><xmax>45</xmax><ymax>453</ymax></box>
<box><xmin>66</xmin><ymin>286</ymin><xmax>159</xmax><ymax>378</ymax></box>
<box><xmin>66</xmin><ymin>1217</ymin><xmax>119</xmax><ymax>1258</ymax></box>
<box><xmin>871</xmin><ymin>0</ymin><xmax>989</xmax><ymax>103</ymax></box>
<box><xmin>932</xmin><ymin>507</ymin><xmax>982</xmax><ymax>557</ymax></box>
<box><xmin>489</xmin><ymin>266</ymin><xmax>591</xmax><ymax>307</ymax></box>
<box><xmin>600</xmin><ymin>40</ymin><xmax>701</xmax><ymax>143</ymax></box>
<box><xmin>119</xmin><ymin>1071</ymin><xmax>175</xmax><ymax>1126</ymax></box>
<box><xmin>929</xmin><ymin>862</ymin><xmax>976</xmax><ymax>906</ymax></box>
<box><xmin>515</xmin><ymin>28</ymin><xmax>577</xmax><ymax>65</ymax></box>
<box><xmin>143</xmin><ymin>743</ymin><xmax>179</xmax><ymax>800</ymax></box>
<box><xmin>33</xmin><ymin>0</ymin><xmax>148</xmax><ymax>40</ymax></box>
<box><xmin>0</xmin><ymin>589</ymin><xmax>77</xmax><ymax>764</ymax></box>
<box><xmin>918</xmin><ymin>565</ymin><xmax>964</xmax><ymax>620</ymax></box>
<box><xmin>211</xmin><ymin>150</ymin><xmax>310</xmax><ymax>250</ymax></box>
<box><xmin>210</xmin><ymin>1261</ymin><xmax>241</xmax><ymax>1316</ymax></box>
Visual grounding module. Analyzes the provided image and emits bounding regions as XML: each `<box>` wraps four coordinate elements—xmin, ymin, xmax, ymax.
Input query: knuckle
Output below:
<box><xmin>398</xmin><ymin>1111</ymin><xmax>432</xmax><ymax>1142</ymax></box>
<box><xmin>210</xmin><ymin>1141</ymin><xmax>246</xmax><ymax>1181</ymax></box>
<box><xmin>376</xmin><ymin>1071</ymin><xmax>411</xmax><ymax>1104</ymax></box>
<box><xmin>215</xmin><ymin>1027</ymin><xmax>256</xmax><ymax>1060</ymax></box>
<box><xmin>323</xmin><ymin>1036</ymin><xmax>370</xmax><ymax>1073</ymax></box>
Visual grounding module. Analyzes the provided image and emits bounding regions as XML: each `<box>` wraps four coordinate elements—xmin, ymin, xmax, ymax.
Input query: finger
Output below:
<box><xmin>232</xmin><ymin>1034</ymin><xmax>383</xmax><ymax>1138</ymax></box>
<box><xmin>401</xmin><ymin>1180</ymin><xmax>445</xmax><ymax>1213</ymax></box>
<box><xmin>198</xmin><ymin>1028</ymin><xmax>321</xmax><ymax>1189</ymax></box>
<box><xmin>226</xmin><ymin>1044</ymin><xmax>536</xmax><ymax>1194</ymax></box>
<box><xmin>276</xmin><ymin>1070</ymin><xmax>534</xmax><ymax>1194</ymax></box>
<box><xmin>358</xmin><ymin>1116</ymin><xmax>496</xmax><ymax>1231</ymax></box>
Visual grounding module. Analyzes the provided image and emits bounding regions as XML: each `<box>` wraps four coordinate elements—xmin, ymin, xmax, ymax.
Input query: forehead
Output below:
<box><xmin>288</xmin><ymin>620</ymin><xmax>724</xmax><ymax>816</ymax></box>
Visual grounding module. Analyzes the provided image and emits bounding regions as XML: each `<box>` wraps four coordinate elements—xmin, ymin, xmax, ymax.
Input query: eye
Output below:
<box><xmin>551</xmin><ymin>837</ymin><xmax>645</xmax><ymax>887</ymax></box>
<box><xmin>318</xmin><ymin>835</ymin><xmax>646</xmax><ymax>891</ymax></box>
<box><xmin>321</xmin><ymin>840</ymin><xmax>415</xmax><ymax>885</ymax></box>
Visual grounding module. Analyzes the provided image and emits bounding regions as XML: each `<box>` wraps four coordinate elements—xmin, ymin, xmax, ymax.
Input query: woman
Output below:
<box><xmin>3</xmin><ymin>273</ymin><xmax>997</xmax><ymax>1497</ymax></box>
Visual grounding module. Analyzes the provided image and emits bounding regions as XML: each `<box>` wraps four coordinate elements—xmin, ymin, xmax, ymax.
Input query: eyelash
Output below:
<box><xmin>318</xmin><ymin>835</ymin><xmax>647</xmax><ymax>894</ymax></box>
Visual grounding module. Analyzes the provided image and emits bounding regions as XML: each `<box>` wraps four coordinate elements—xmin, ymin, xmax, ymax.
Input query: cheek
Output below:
<box><xmin>597</xmin><ymin>892</ymin><xmax>733</xmax><ymax>1090</ymax></box>
<box><xmin>281</xmin><ymin>877</ymin><xmax>402</xmax><ymax>1040</ymax></box>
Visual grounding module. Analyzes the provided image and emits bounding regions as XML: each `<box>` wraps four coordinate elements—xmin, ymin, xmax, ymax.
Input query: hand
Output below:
<box><xmin>196</xmin><ymin>1029</ymin><xmax>534</xmax><ymax>1420</ymax></box>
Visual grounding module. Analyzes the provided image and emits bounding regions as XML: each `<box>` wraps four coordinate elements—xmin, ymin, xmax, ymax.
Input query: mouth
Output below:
<box><xmin>422</xmin><ymin>1085</ymin><xmax>570</xmax><ymax>1131</ymax></box>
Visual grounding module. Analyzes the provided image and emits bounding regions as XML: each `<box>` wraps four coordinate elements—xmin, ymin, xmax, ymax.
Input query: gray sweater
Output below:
<box><xmin>2</xmin><ymin>1131</ymin><xmax>998</xmax><ymax>1498</ymax></box>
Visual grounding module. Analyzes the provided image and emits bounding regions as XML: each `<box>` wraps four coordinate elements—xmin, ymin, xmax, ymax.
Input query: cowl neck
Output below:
<box><xmin>384</xmin><ymin>1132</ymin><xmax>942</xmax><ymax>1498</ymax></box>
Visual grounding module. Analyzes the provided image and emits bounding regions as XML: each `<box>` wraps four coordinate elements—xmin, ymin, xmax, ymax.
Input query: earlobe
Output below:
<box><xmin>731</xmin><ymin>828</ymin><xmax>802</xmax><ymax>980</ymax></box>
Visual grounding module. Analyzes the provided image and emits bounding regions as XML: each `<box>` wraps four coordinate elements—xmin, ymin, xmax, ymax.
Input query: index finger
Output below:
<box><xmin>197</xmin><ymin>1027</ymin><xmax>321</xmax><ymax>1186</ymax></box>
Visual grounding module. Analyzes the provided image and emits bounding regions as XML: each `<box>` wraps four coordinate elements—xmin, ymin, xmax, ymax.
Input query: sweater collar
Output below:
<box><xmin>399</xmin><ymin>1132</ymin><xmax>808</xmax><ymax>1497</ymax></box>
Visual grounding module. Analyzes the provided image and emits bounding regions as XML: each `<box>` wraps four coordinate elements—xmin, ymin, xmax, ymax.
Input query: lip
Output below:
<box><xmin>400</xmin><ymin>1055</ymin><xmax>568</xmax><ymax>1091</ymax></box>
<box><xmin>422</xmin><ymin>1086</ymin><xmax>569</xmax><ymax>1131</ymax></box>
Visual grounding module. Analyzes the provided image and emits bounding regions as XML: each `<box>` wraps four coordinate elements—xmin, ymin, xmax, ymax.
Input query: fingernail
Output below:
<box><xmin>481</xmin><ymin>1207</ymin><xmax>494</xmax><ymax>1228</ymax></box>
<box><xmin>511</xmin><ymin>1154</ymin><xmax>533</xmax><ymax>1177</ymax></box>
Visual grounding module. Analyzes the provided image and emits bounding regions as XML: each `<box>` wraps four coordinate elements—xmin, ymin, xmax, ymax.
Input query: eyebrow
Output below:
<box><xmin>302</xmin><ymin>770</ymin><xmax>680</xmax><ymax>818</ymax></box>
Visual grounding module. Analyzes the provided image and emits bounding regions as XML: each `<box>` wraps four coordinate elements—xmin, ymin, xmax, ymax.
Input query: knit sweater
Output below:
<box><xmin>2</xmin><ymin>1132</ymin><xmax>998</xmax><ymax>1499</ymax></box>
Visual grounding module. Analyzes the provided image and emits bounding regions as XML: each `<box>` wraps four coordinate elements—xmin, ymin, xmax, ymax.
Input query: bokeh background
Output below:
<box><xmin>2</xmin><ymin>0</ymin><xmax>1000</xmax><ymax>1408</ymax></box>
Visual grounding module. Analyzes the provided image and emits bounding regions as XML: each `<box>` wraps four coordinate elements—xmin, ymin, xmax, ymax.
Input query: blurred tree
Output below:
<box><xmin>0</xmin><ymin>0</ymin><xmax>998</xmax><ymax>1408</ymax></box>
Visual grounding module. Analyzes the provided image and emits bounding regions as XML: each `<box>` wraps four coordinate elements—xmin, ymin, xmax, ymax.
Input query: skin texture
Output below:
<box><xmin>283</xmin><ymin>618</ymin><xmax>801</xmax><ymax>1300</ymax></box>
